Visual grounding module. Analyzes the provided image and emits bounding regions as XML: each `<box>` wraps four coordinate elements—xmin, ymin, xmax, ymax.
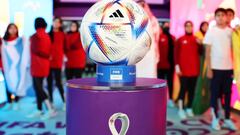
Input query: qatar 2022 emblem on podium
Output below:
<box><xmin>80</xmin><ymin>0</ymin><xmax>152</xmax><ymax>83</ymax></box>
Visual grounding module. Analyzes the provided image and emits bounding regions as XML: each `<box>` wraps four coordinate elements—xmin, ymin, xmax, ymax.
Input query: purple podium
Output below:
<box><xmin>67</xmin><ymin>78</ymin><xmax>167</xmax><ymax>135</ymax></box>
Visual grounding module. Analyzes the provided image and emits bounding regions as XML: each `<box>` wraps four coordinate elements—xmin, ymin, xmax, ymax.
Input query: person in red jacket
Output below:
<box><xmin>28</xmin><ymin>17</ymin><xmax>57</xmax><ymax>120</ymax></box>
<box><xmin>157</xmin><ymin>22</ymin><xmax>176</xmax><ymax>108</ymax></box>
<box><xmin>175</xmin><ymin>21</ymin><xmax>200</xmax><ymax>119</ymax></box>
<box><xmin>65</xmin><ymin>21</ymin><xmax>86</xmax><ymax>80</ymax></box>
<box><xmin>48</xmin><ymin>17</ymin><xmax>66</xmax><ymax>109</ymax></box>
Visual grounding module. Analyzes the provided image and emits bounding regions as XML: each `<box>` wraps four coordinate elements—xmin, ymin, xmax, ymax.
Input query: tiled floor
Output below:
<box><xmin>167</xmin><ymin>107</ymin><xmax>240</xmax><ymax>135</ymax></box>
<box><xmin>0</xmin><ymin>97</ymin><xmax>66</xmax><ymax>135</ymax></box>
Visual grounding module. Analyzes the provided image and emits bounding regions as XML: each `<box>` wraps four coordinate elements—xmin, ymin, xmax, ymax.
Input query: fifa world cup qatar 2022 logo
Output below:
<box><xmin>109</xmin><ymin>113</ymin><xmax>130</xmax><ymax>135</ymax></box>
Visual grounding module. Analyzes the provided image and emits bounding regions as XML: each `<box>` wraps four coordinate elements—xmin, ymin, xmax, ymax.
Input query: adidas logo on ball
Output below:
<box><xmin>109</xmin><ymin>9</ymin><xmax>124</xmax><ymax>18</ymax></box>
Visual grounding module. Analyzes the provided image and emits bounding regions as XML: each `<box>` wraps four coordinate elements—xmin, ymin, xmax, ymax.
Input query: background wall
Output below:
<box><xmin>170</xmin><ymin>0</ymin><xmax>240</xmax><ymax>37</ymax></box>
<box><xmin>53</xmin><ymin>0</ymin><xmax>170</xmax><ymax>20</ymax></box>
<box><xmin>0</xmin><ymin>0</ymin><xmax>53</xmax><ymax>38</ymax></box>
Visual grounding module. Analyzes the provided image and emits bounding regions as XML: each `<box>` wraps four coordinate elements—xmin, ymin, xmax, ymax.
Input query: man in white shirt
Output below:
<box><xmin>204</xmin><ymin>8</ymin><xmax>237</xmax><ymax>131</ymax></box>
<box><xmin>135</xmin><ymin>0</ymin><xmax>160</xmax><ymax>78</ymax></box>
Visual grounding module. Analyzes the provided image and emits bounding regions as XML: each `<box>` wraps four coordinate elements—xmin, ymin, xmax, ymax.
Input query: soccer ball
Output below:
<box><xmin>80</xmin><ymin>0</ymin><xmax>151</xmax><ymax>65</ymax></box>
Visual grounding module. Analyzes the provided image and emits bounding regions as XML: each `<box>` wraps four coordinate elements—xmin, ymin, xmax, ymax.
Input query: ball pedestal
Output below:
<box><xmin>96</xmin><ymin>65</ymin><xmax>136</xmax><ymax>83</ymax></box>
<box><xmin>67</xmin><ymin>78</ymin><xmax>167</xmax><ymax>135</ymax></box>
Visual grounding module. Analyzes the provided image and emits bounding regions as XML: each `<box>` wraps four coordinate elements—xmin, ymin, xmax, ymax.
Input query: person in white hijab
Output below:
<box><xmin>135</xmin><ymin>0</ymin><xmax>160</xmax><ymax>78</ymax></box>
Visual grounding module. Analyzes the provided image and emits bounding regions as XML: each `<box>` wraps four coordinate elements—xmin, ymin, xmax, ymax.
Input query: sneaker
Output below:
<box><xmin>218</xmin><ymin>109</ymin><xmax>225</xmax><ymax>119</ymax></box>
<box><xmin>167</xmin><ymin>100</ymin><xmax>175</xmax><ymax>108</ymax></box>
<box><xmin>41</xmin><ymin>110</ymin><xmax>57</xmax><ymax>120</ymax></box>
<box><xmin>62</xmin><ymin>103</ymin><xmax>66</xmax><ymax>111</ymax></box>
<box><xmin>211</xmin><ymin>118</ymin><xmax>221</xmax><ymax>131</ymax></box>
<box><xmin>178</xmin><ymin>110</ymin><xmax>187</xmax><ymax>120</ymax></box>
<box><xmin>27</xmin><ymin>110</ymin><xmax>44</xmax><ymax>118</ymax></box>
<box><xmin>222</xmin><ymin>119</ymin><xmax>237</xmax><ymax>131</ymax></box>
<box><xmin>0</xmin><ymin>103</ymin><xmax>13</xmax><ymax>111</ymax></box>
<box><xmin>186</xmin><ymin>108</ymin><xmax>194</xmax><ymax>117</ymax></box>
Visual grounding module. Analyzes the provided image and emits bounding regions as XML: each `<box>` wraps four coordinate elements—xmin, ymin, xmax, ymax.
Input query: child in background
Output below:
<box><xmin>157</xmin><ymin>22</ymin><xmax>175</xmax><ymax>107</ymax></box>
<box><xmin>204</xmin><ymin>8</ymin><xmax>237</xmax><ymax>131</ymax></box>
<box><xmin>65</xmin><ymin>21</ymin><xmax>86</xmax><ymax>80</ymax></box>
<box><xmin>226</xmin><ymin>8</ymin><xmax>235</xmax><ymax>28</ymax></box>
<box><xmin>1</xmin><ymin>24</ymin><xmax>30</xmax><ymax>111</ymax></box>
<box><xmin>28</xmin><ymin>17</ymin><xmax>57</xmax><ymax>120</ymax></box>
<box><xmin>48</xmin><ymin>17</ymin><xmax>66</xmax><ymax>110</ymax></box>
<box><xmin>217</xmin><ymin>8</ymin><xmax>236</xmax><ymax>120</ymax></box>
<box><xmin>175</xmin><ymin>21</ymin><xmax>200</xmax><ymax>119</ymax></box>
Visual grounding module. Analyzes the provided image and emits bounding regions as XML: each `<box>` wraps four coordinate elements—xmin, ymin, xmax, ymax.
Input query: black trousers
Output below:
<box><xmin>157</xmin><ymin>69</ymin><xmax>174</xmax><ymax>99</ymax></box>
<box><xmin>65</xmin><ymin>68</ymin><xmax>84</xmax><ymax>80</ymax></box>
<box><xmin>177</xmin><ymin>76</ymin><xmax>198</xmax><ymax>108</ymax></box>
<box><xmin>47</xmin><ymin>68</ymin><xmax>65</xmax><ymax>103</ymax></box>
<box><xmin>6</xmin><ymin>90</ymin><xmax>20</xmax><ymax>103</ymax></box>
<box><xmin>210</xmin><ymin>70</ymin><xmax>233</xmax><ymax>119</ymax></box>
<box><xmin>33</xmin><ymin>77</ymin><xmax>48</xmax><ymax>111</ymax></box>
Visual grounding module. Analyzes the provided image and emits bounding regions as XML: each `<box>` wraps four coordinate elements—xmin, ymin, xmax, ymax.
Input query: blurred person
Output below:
<box><xmin>192</xmin><ymin>21</ymin><xmax>211</xmax><ymax>115</ymax></box>
<box><xmin>204</xmin><ymin>8</ymin><xmax>236</xmax><ymax>131</ymax></box>
<box><xmin>215</xmin><ymin>8</ymin><xmax>235</xmax><ymax>118</ymax></box>
<box><xmin>0</xmin><ymin>37</ymin><xmax>6</xmax><ymax>106</ymax></box>
<box><xmin>48</xmin><ymin>17</ymin><xmax>66</xmax><ymax>109</ymax></box>
<box><xmin>1</xmin><ymin>23</ymin><xmax>31</xmax><ymax>111</ymax></box>
<box><xmin>28</xmin><ymin>17</ymin><xmax>57</xmax><ymax>120</ymax></box>
<box><xmin>65</xmin><ymin>21</ymin><xmax>86</xmax><ymax>80</ymax></box>
<box><xmin>0</xmin><ymin>37</ymin><xmax>2</xmax><ymax>69</ymax></box>
<box><xmin>135</xmin><ymin>0</ymin><xmax>160</xmax><ymax>78</ymax></box>
<box><xmin>226</xmin><ymin>8</ymin><xmax>235</xmax><ymax>27</ymax></box>
<box><xmin>195</xmin><ymin>22</ymin><xmax>209</xmax><ymax>41</ymax></box>
<box><xmin>233</xmin><ymin>24</ymin><xmax>240</xmax><ymax>95</ymax></box>
<box><xmin>157</xmin><ymin>22</ymin><xmax>175</xmax><ymax>107</ymax></box>
<box><xmin>216</xmin><ymin>8</ymin><xmax>235</xmax><ymax>120</ymax></box>
<box><xmin>175</xmin><ymin>21</ymin><xmax>200</xmax><ymax>120</ymax></box>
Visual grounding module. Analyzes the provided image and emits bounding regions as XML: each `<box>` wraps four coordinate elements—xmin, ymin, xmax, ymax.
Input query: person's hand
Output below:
<box><xmin>175</xmin><ymin>65</ymin><xmax>182</xmax><ymax>76</ymax></box>
<box><xmin>196</xmin><ymin>38</ymin><xmax>202</xmax><ymax>44</ymax></box>
<box><xmin>207</xmin><ymin>68</ymin><xmax>213</xmax><ymax>79</ymax></box>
